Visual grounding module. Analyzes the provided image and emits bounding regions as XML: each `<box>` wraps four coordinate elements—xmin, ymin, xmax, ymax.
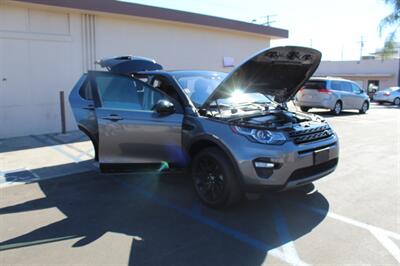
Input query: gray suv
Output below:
<box><xmin>294</xmin><ymin>77</ymin><xmax>370</xmax><ymax>115</ymax></box>
<box><xmin>69</xmin><ymin>46</ymin><xmax>339</xmax><ymax>208</ymax></box>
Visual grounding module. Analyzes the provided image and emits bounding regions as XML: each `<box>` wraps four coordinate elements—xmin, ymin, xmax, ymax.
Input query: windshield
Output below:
<box><xmin>173</xmin><ymin>71</ymin><xmax>227</xmax><ymax>107</ymax></box>
<box><xmin>173</xmin><ymin>71</ymin><xmax>273</xmax><ymax>108</ymax></box>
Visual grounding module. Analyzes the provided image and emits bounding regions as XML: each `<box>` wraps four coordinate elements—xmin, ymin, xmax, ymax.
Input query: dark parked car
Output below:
<box><xmin>69</xmin><ymin>46</ymin><xmax>339</xmax><ymax>208</ymax></box>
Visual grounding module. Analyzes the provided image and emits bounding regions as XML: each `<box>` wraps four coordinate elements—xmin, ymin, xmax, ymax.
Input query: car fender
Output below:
<box><xmin>187</xmin><ymin>134</ymin><xmax>244</xmax><ymax>185</ymax></box>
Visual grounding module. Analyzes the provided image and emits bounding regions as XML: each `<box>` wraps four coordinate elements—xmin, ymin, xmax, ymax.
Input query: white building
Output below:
<box><xmin>315</xmin><ymin>59</ymin><xmax>399</xmax><ymax>92</ymax></box>
<box><xmin>0</xmin><ymin>0</ymin><xmax>288</xmax><ymax>138</ymax></box>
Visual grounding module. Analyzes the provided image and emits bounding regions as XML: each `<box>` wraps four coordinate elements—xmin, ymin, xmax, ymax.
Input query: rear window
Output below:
<box><xmin>304</xmin><ymin>80</ymin><xmax>326</xmax><ymax>90</ymax></box>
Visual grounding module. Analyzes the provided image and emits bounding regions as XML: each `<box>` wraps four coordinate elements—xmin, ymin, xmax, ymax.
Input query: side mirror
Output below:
<box><xmin>152</xmin><ymin>99</ymin><xmax>175</xmax><ymax>115</ymax></box>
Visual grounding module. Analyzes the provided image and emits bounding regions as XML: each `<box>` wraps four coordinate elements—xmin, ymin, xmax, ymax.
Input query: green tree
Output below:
<box><xmin>379</xmin><ymin>0</ymin><xmax>400</xmax><ymax>55</ymax></box>
<box><xmin>380</xmin><ymin>0</ymin><xmax>400</xmax><ymax>85</ymax></box>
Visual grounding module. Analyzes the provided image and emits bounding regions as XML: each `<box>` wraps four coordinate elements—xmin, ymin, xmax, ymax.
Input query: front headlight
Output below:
<box><xmin>232</xmin><ymin>126</ymin><xmax>286</xmax><ymax>145</ymax></box>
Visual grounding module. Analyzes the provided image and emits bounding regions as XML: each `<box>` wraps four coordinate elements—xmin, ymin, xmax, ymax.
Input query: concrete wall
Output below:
<box><xmin>95</xmin><ymin>14</ymin><xmax>270</xmax><ymax>72</ymax></box>
<box><xmin>0</xmin><ymin>1</ymin><xmax>84</xmax><ymax>138</ymax></box>
<box><xmin>0</xmin><ymin>1</ymin><xmax>271</xmax><ymax>138</ymax></box>
<box><xmin>315</xmin><ymin>59</ymin><xmax>399</xmax><ymax>91</ymax></box>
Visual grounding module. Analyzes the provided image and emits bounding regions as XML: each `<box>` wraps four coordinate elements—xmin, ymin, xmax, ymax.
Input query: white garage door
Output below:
<box><xmin>0</xmin><ymin>4</ymin><xmax>82</xmax><ymax>138</ymax></box>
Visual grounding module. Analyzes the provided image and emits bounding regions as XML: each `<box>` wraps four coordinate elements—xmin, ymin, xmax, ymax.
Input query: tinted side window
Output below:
<box><xmin>342</xmin><ymin>82</ymin><xmax>353</xmax><ymax>92</ymax></box>
<box><xmin>95</xmin><ymin>73</ymin><xmax>164</xmax><ymax>110</ymax></box>
<box><xmin>330</xmin><ymin>81</ymin><xmax>342</xmax><ymax>91</ymax></box>
<box><xmin>79</xmin><ymin>79</ymin><xmax>94</xmax><ymax>100</ymax></box>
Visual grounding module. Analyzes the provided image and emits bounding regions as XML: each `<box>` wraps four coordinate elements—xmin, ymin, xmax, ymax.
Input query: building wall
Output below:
<box><xmin>0</xmin><ymin>2</ymin><xmax>84</xmax><ymax>138</ymax></box>
<box><xmin>315</xmin><ymin>59</ymin><xmax>399</xmax><ymax>91</ymax></box>
<box><xmin>95</xmin><ymin>14</ymin><xmax>270</xmax><ymax>72</ymax></box>
<box><xmin>0</xmin><ymin>1</ymin><xmax>271</xmax><ymax>138</ymax></box>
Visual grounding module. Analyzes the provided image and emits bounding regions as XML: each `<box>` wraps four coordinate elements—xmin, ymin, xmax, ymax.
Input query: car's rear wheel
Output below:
<box><xmin>300</xmin><ymin>106</ymin><xmax>310</xmax><ymax>112</ymax></box>
<box><xmin>359</xmin><ymin>101</ymin><xmax>369</xmax><ymax>114</ymax></box>
<box><xmin>331</xmin><ymin>101</ymin><xmax>342</xmax><ymax>115</ymax></box>
<box><xmin>393</xmin><ymin>97</ymin><xmax>400</xmax><ymax>106</ymax></box>
<box><xmin>192</xmin><ymin>147</ymin><xmax>243</xmax><ymax>208</ymax></box>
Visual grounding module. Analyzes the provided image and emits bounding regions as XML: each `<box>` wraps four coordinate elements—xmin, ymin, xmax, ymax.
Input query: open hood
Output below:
<box><xmin>202</xmin><ymin>46</ymin><xmax>321</xmax><ymax>107</ymax></box>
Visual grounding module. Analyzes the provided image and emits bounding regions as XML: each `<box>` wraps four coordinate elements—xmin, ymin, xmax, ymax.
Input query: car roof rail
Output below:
<box><xmin>95</xmin><ymin>55</ymin><xmax>163</xmax><ymax>75</ymax></box>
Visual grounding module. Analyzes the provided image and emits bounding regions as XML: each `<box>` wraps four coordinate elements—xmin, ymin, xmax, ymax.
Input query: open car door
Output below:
<box><xmin>88</xmin><ymin>71</ymin><xmax>184</xmax><ymax>172</ymax></box>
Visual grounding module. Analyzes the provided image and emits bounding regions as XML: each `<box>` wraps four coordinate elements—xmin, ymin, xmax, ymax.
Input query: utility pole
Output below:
<box><xmin>262</xmin><ymin>14</ymin><xmax>277</xmax><ymax>26</ymax></box>
<box><xmin>358</xmin><ymin>36</ymin><xmax>366</xmax><ymax>60</ymax></box>
<box><xmin>341</xmin><ymin>44</ymin><xmax>344</xmax><ymax>60</ymax></box>
<box><xmin>251</xmin><ymin>15</ymin><xmax>277</xmax><ymax>26</ymax></box>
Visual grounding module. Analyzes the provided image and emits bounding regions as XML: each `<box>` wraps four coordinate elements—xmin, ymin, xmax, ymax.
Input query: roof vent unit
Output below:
<box><xmin>96</xmin><ymin>55</ymin><xmax>163</xmax><ymax>74</ymax></box>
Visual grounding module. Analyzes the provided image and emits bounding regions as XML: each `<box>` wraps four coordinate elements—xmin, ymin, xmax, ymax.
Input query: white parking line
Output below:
<box><xmin>272</xmin><ymin>204</ymin><xmax>309</xmax><ymax>266</ymax></box>
<box><xmin>295</xmin><ymin>202</ymin><xmax>400</xmax><ymax>263</ymax></box>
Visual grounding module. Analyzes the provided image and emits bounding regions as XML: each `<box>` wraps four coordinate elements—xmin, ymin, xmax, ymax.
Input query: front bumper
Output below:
<box><xmin>232</xmin><ymin>135</ymin><xmax>339</xmax><ymax>192</ymax></box>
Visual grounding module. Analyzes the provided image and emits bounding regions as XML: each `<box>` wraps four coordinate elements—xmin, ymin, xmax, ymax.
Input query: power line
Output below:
<box><xmin>251</xmin><ymin>14</ymin><xmax>277</xmax><ymax>26</ymax></box>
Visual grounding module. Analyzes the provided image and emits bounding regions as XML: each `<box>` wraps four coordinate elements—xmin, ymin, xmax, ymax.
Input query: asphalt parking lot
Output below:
<box><xmin>1</xmin><ymin>103</ymin><xmax>399</xmax><ymax>265</ymax></box>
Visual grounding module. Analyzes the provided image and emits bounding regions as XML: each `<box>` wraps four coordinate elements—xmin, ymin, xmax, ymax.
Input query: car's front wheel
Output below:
<box><xmin>359</xmin><ymin>101</ymin><xmax>369</xmax><ymax>114</ymax></box>
<box><xmin>393</xmin><ymin>97</ymin><xmax>400</xmax><ymax>106</ymax></box>
<box><xmin>191</xmin><ymin>147</ymin><xmax>243</xmax><ymax>208</ymax></box>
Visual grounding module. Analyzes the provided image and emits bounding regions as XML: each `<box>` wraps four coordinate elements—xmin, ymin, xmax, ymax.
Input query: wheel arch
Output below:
<box><xmin>187</xmin><ymin>135</ymin><xmax>244</xmax><ymax>185</ymax></box>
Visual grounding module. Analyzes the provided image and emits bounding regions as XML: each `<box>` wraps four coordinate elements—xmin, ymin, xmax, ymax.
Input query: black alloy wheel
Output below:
<box><xmin>192</xmin><ymin>147</ymin><xmax>242</xmax><ymax>208</ymax></box>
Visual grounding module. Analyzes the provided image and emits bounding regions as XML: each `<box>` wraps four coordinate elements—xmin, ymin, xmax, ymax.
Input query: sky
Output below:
<box><xmin>122</xmin><ymin>0</ymin><xmax>394</xmax><ymax>61</ymax></box>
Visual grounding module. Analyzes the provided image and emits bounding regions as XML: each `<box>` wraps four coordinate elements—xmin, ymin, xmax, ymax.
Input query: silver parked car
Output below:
<box><xmin>373</xmin><ymin>87</ymin><xmax>400</xmax><ymax>105</ymax></box>
<box><xmin>69</xmin><ymin>46</ymin><xmax>339</xmax><ymax>208</ymax></box>
<box><xmin>294</xmin><ymin>77</ymin><xmax>370</xmax><ymax>115</ymax></box>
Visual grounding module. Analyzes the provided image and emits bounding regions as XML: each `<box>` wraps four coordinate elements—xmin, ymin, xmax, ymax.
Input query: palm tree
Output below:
<box><xmin>380</xmin><ymin>0</ymin><xmax>400</xmax><ymax>46</ymax></box>
<box><xmin>379</xmin><ymin>0</ymin><xmax>400</xmax><ymax>84</ymax></box>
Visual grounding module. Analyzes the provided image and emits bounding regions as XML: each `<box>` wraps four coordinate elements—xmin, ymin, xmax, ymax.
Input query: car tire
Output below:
<box><xmin>331</xmin><ymin>101</ymin><xmax>342</xmax><ymax>116</ymax></box>
<box><xmin>359</xmin><ymin>101</ymin><xmax>369</xmax><ymax>114</ymax></box>
<box><xmin>191</xmin><ymin>147</ymin><xmax>243</xmax><ymax>208</ymax></box>
<box><xmin>377</xmin><ymin>101</ymin><xmax>383</xmax><ymax>105</ymax></box>
<box><xmin>394</xmin><ymin>98</ymin><xmax>400</xmax><ymax>106</ymax></box>
<box><xmin>300</xmin><ymin>106</ymin><xmax>310</xmax><ymax>112</ymax></box>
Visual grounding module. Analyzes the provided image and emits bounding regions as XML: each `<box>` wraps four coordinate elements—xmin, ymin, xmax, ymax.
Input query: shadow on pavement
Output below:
<box><xmin>0</xmin><ymin>166</ymin><xmax>329</xmax><ymax>266</ymax></box>
<box><xmin>372</xmin><ymin>103</ymin><xmax>400</xmax><ymax>109</ymax></box>
<box><xmin>0</xmin><ymin>131</ymin><xmax>89</xmax><ymax>153</ymax></box>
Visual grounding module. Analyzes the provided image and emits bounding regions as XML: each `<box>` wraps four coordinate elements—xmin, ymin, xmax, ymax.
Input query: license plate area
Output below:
<box><xmin>314</xmin><ymin>147</ymin><xmax>330</xmax><ymax>165</ymax></box>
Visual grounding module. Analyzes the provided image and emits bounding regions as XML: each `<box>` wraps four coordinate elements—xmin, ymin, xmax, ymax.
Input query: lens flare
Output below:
<box><xmin>158</xmin><ymin>161</ymin><xmax>169</xmax><ymax>172</ymax></box>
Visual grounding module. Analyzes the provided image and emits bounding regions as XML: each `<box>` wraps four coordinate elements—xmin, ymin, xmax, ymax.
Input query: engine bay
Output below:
<box><xmin>228</xmin><ymin>110</ymin><xmax>325</xmax><ymax>131</ymax></box>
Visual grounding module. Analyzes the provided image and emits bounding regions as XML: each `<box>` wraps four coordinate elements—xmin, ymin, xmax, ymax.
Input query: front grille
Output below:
<box><xmin>289</xmin><ymin>125</ymin><xmax>333</xmax><ymax>144</ymax></box>
<box><xmin>288</xmin><ymin>158</ymin><xmax>338</xmax><ymax>182</ymax></box>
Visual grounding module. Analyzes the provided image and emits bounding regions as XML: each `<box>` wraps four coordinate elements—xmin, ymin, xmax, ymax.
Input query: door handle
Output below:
<box><xmin>83</xmin><ymin>104</ymin><xmax>95</xmax><ymax>110</ymax></box>
<box><xmin>102</xmin><ymin>114</ymin><xmax>123</xmax><ymax>122</ymax></box>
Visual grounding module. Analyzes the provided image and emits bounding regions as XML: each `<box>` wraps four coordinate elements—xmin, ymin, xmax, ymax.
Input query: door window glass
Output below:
<box><xmin>341</xmin><ymin>82</ymin><xmax>353</xmax><ymax>93</ymax></box>
<box><xmin>330</xmin><ymin>81</ymin><xmax>342</xmax><ymax>91</ymax></box>
<box><xmin>351</xmin><ymin>83</ymin><xmax>362</xmax><ymax>93</ymax></box>
<box><xmin>94</xmin><ymin>73</ymin><xmax>164</xmax><ymax>110</ymax></box>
